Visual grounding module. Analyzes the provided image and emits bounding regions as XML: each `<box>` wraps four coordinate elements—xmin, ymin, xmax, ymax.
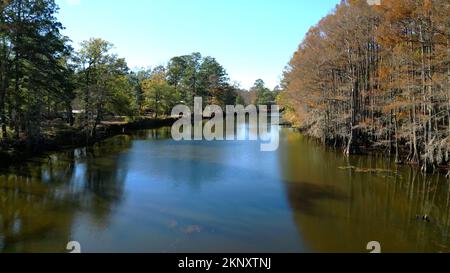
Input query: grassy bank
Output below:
<box><xmin>0</xmin><ymin>117</ymin><xmax>178</xmax><ymax>167</ymax></box>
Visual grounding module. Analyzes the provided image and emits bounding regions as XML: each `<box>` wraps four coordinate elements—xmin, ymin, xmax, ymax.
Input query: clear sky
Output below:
<box><xmin>55</xmin><ymin>0</ymin><xmax>339</xmax><ymax>89</ymax></box>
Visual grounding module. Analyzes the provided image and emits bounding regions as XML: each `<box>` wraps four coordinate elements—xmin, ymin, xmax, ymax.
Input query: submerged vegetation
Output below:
<box><xmin>280</xmin><ymin>0</ymin><xmax>450</xmax><ymax>173</ymax></box>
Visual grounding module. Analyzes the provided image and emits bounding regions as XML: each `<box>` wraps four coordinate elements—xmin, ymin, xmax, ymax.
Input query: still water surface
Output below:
<box><xmin>0</xmin><ymin>120</ymin><xmax>450</xmax><ymax>253</ymax></box>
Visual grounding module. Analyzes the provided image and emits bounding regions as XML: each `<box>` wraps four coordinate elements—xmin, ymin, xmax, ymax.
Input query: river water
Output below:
<box><xmin>0</xmin><ymin>119</ymin><xmax>449</xmax><ymax>253</ymax></box>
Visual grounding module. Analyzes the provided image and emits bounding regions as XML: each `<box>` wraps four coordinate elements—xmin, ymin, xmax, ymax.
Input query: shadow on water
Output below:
<box><xmin>283</xmin><ymin>181</ymin><xmax>348</xmax><ymax>216</ymax></box>
<box><xmin>0</xmin><ymin>135</ymin><xmax>133</xmax><ymax>252</ymax></box>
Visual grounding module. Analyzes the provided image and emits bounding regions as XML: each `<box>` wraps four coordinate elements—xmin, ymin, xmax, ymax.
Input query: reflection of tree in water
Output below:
<box><xmin>283</xmin><ymin>181</ymin><xmax>348</xmax><ymax>216</ymax></box>
<box><xmin>283</xmin><ymin>164</ymin><xmax>450</xmax><ymax>252</ymax></box>
<box><xmin>278</xmin><ymin>131</ymin><xmax>450</xmax><ymax>252</ymax></box>
<box><xmin>401</xmin><ymin>170</ymin><xmax>450</xmax><ymax>252</ymax></box>
<box><xmin>0</xmin><ymin>135</ymin><xmax>132</xmax><ymax>252</ymax></box>
<box><xmin>132</xmin><ymin>127</ymin><xmax>172</xmax><ymax>141</ymax></box>
<box><xmin>79</xmin><ymin>136</ymin><xmax>132</xmax><ymax>224</ymax></box>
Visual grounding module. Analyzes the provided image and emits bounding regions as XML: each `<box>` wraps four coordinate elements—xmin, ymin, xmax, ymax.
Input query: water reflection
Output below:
<box><xmin>0</xmin><ymin>122</ymin><xmax>449</xmax><ymax>253</ymax></box>
<box><xmin>283</xmin><ymin>181</ymin><xmax>349</xmax><ymax>216</ymax></box>
<box><xmin>279</xmin><ymin>131</ymin><xmax>450</xmax><ymax>252</ymax></box>
<box><xmin>0</xmin><ymin>135</ymin><xmax>132</xmax><ymax>252</ymax></box>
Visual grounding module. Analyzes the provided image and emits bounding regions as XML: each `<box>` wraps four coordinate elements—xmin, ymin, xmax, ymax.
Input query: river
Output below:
<box><xmin>0</xmin><ymin>118</ymin><xmax>449</xmax><ymax>253</ymax></box>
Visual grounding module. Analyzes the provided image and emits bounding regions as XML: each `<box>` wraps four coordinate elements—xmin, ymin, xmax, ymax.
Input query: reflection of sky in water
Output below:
<box><xmin>69</xmin><ymin>123</ymin><xmax>305</xmax><ymax>253</ymax></box>
<box><xmin>1</xmin><ymin>119</ymin><xmax>450</xmax><ymax>253</ymax></box>
<box><xmin>73</xmin><ymin>164</ymin><xmax>87</xmax><ymax>190</ymax></box>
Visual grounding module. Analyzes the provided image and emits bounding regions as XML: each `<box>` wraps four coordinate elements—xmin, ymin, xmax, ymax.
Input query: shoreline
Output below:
<box><xmin>281</xmin><ymin>115</ymin><xmax>449</xmax><ymax>176</ymax></box>
<box><xmin>0</xmin><ymin>117</ymin><xmax>178</xmax><ymax>167</ymax></box>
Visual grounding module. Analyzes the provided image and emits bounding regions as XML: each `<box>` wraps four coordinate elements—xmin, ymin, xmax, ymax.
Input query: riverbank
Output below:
<box><xmin>0</xmin><ymin>117</ymin><xmax>178</xmax><ymax>167</ymax></box>
<box><xmin>280</xmin><ymin>112</ymin><xmax>450</xmax><ymax>177</ymax></box>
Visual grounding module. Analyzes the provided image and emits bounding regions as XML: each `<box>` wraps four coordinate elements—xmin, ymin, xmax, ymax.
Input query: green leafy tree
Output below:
<box><xmin>167</xmin><ymin>53</ymin><xmax>233</xmax><ymax>107</ymax></box>
<box><xmin>198</xmin><ymin>56</ymin><xmax>229</xmax><ymax>99</ymax></box>
<box><xmin>75</xmin><ymin>38</ymin><xmax>135</xmax><ymax>136</ymax></box>
<box><xmin>236</xmin><ymin>95</ymin><xmax>246</xmax><ymax>106</ymax></box>
<box><xmin>252</xmin><ymin>79</ymin><xmax>275</xmax><ymax>106</ymax></box>
<box><xmin>142</xmin><ymin>66</ymin><xmax>179</xmax><ymax>117</ymax></box>
<box><xmin>166</xmin><ymin>53</ymin><xmax>201</xmax><ymax>106</ymax></box>
<box><xmin>129</xmin><ymin>68</ymin><xmax>151</xmax><ymax>115</ymax></box>
<box><xmin>1</xmin><ymin>0</ymin><xmax>73</xmax><ymax>144</ymax></box>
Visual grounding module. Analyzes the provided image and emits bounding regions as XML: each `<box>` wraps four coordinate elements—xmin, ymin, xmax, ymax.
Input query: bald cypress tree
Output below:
<box><xmin>282</xmin><ymin>0</ymin><xmax>450</xmax><ymax>171</ymax></box>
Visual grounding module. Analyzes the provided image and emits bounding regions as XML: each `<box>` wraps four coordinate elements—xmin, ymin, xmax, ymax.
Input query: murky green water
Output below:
<box><xmin>0</xmin><ymin>120</ymin><xmax>449</xmax><ymax>253</ymax></box>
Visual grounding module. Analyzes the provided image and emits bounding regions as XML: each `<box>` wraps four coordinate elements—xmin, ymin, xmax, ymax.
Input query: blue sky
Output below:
<box><xmin>56</xmin><ymin>0</ymin><xmax>339</xmax><ymax>89</ymax></box>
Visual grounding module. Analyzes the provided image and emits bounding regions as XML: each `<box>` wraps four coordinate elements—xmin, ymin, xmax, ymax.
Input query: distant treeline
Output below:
<box><xmin>280</xmin><ymin>0</ymin><xmax>449</xmax><ymax>171</ymax></box>
<box><xmin>0</xmin><ymin>0</ymin><xmax>277</xmax><ymax>147</ymax></box>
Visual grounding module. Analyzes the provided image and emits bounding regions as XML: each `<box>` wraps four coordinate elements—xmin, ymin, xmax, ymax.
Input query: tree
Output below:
<box><xmin>75</xmin><ymin>38</ymin><xmax>135</xmax><ymax>136</ymax></box>
<box><xmin>0</xmin><ymin>0</ymin><xmax>12</xmax><ymax>138</ymax></box>
<box><xmin>0</xmin><ymin>0</ymin><xmax>244</xmax><ymax>151</ymax></box>
<box><xmin>209</xmin><ymin>85</ymin><xmax>237</xmax><ymax>108</ymax></box>
<box><xmin>198</xmin><ymin>56</ymin><xmax>229</xmax><ymax>100</ymax></box>
<box><xmin>166</xmin><ymin>53</ymin><xmax>233</xmax><ymax>108</ymax></box>
<box><xmin>252</xmin><ymin>79</ymin><xmax>275</xmax><ymax>106</ymax></box>
<box><xmin>167</xmin><ymin>52</ymin><xmax>202</xmax><ymax>106</ymax></box>
<box><xmin>0</xmin><ymin>0</ymin><xmax>73</xmax><ymax>145</ymax></box>
<box><xmin>129</xmin><ymin>68</ymin><xmax>151</xmax><ymax>115</ymax></box>
<box><xmin>142</xmin><ymin>66</ymin><xmax>179</xmax><ymax>117</ymax></box>
<box><xmin>281</xmin><ymin>0</ymin><xmax>450</xmax><ymax>171</ymax></box>
<box><xmin>236</xmin><ymin>95</ymin><xmax>246</xmax><ymax>106</ymax></box>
